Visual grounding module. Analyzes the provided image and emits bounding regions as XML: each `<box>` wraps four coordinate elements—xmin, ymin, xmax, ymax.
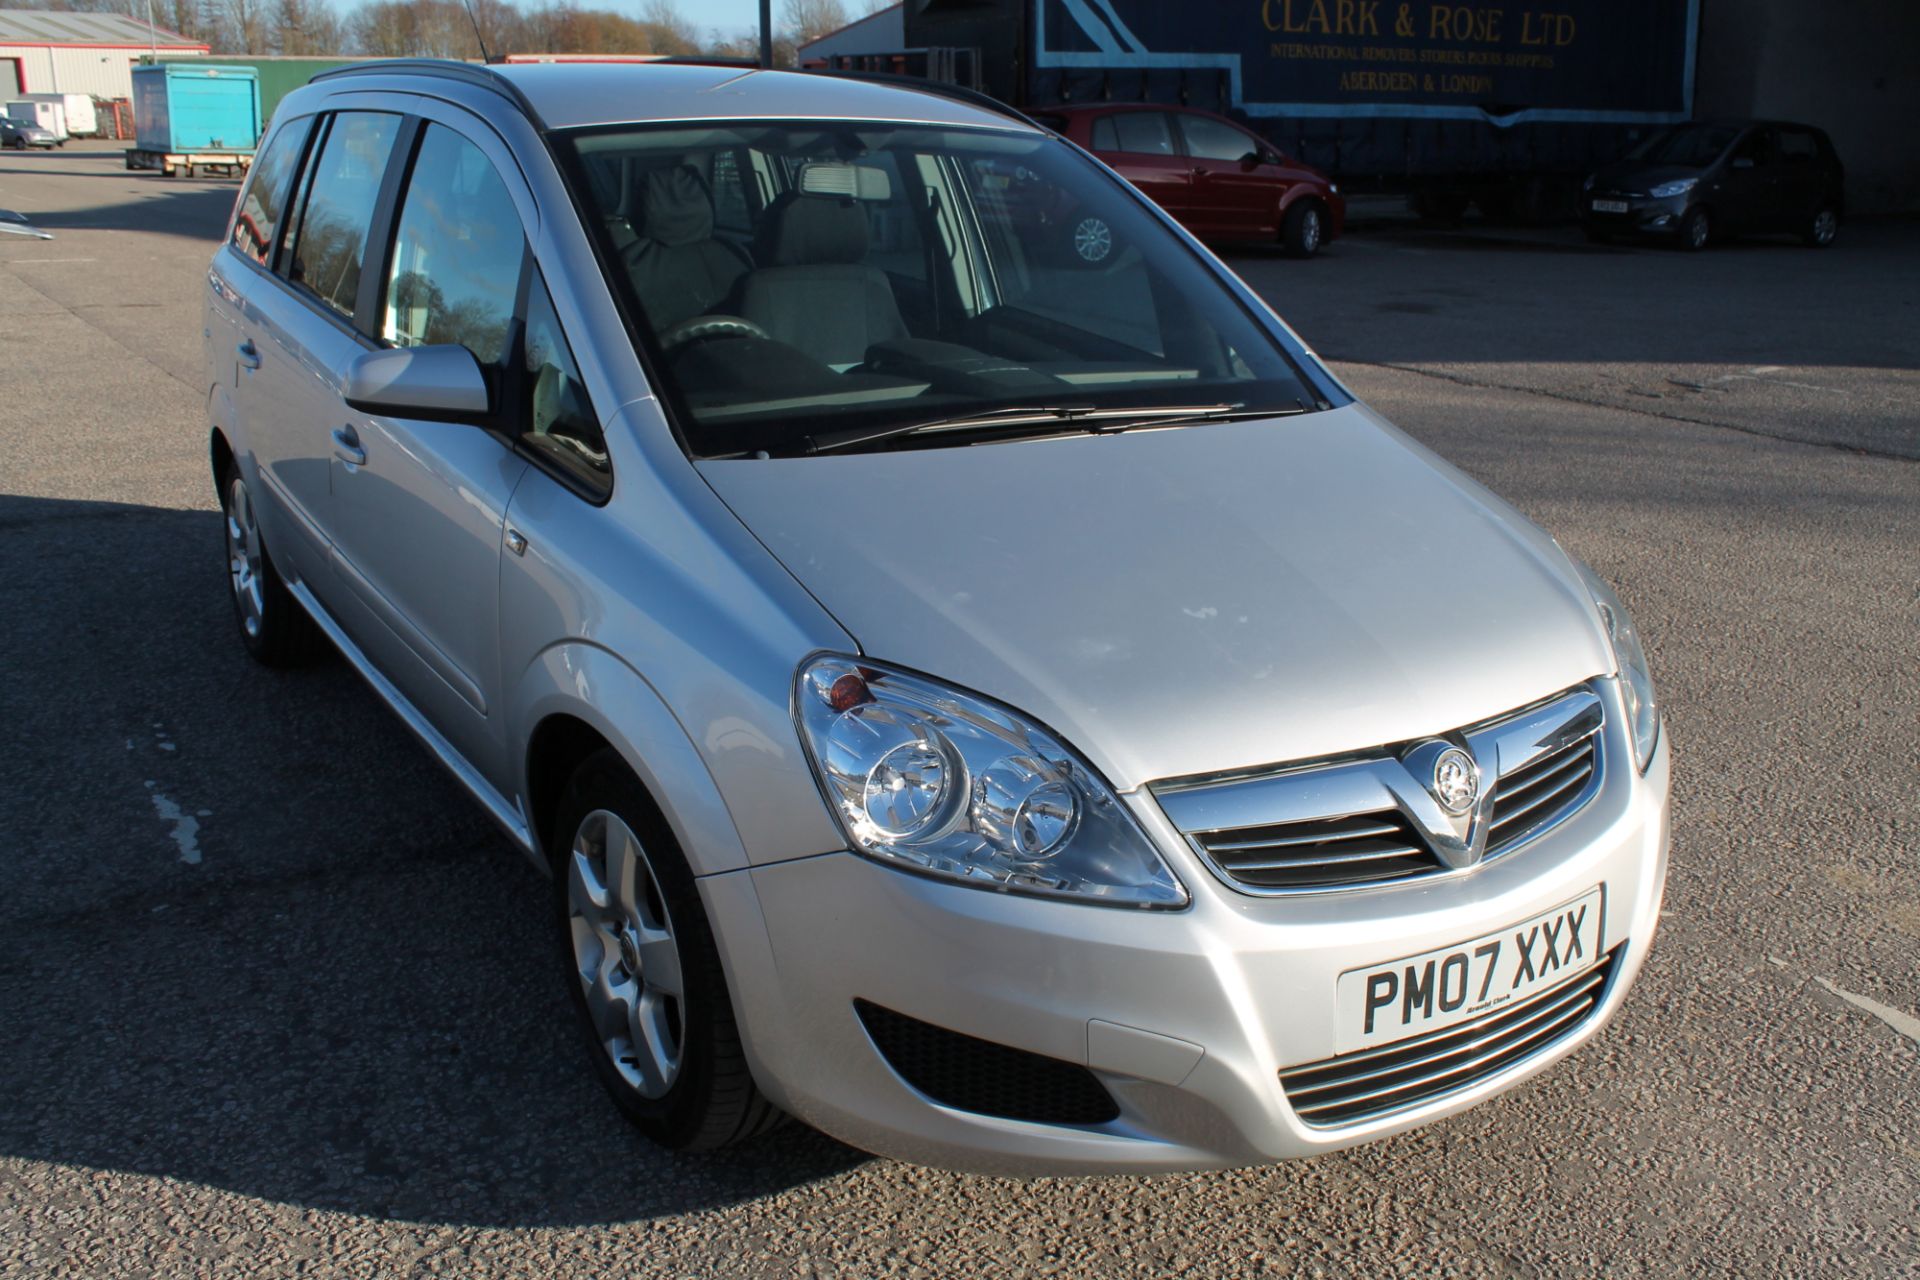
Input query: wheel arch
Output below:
<box><xmin>513</xmin><ymin>642</ymin><xmax>755</xmax><ymax>880</ymax></box>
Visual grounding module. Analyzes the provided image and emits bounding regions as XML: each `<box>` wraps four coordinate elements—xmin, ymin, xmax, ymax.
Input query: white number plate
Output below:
<box><xmin>1334</xmin><ymin>887</ymin><xmax>1605</xmax><ymax>1054</ymax></box>
<box><xmin>1591</xmin><ymin>199</ymin><xmax>1630</xmax><ymax>214</ymax></box>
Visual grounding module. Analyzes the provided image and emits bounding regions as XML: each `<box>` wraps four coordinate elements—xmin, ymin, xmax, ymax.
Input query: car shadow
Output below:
<box><xmin>0</xmin><ymin>494</ymin><xmax>869</xmax><ymax>1228</ymax></box>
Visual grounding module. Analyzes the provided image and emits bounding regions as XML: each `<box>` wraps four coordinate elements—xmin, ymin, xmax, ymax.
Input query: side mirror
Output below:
<box><xmin>343</xmin><ymin>345</ymin><xmax>490</xmax><ymax>419</ymax></box>
<box><xmin>1731</xmin><ymin>156</ymin><xmax>1756</xmax><ymax>170</ymax></box>
<box><xmin>1239</xmin><ymin>151</ymin><xmax>1262</xmax><ymax>170</ymax></box>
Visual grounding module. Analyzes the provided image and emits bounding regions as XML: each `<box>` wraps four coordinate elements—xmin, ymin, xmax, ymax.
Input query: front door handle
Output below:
<box><xmin>332</xmin><ymin>425</ymin><xmax>367</xmax><ymax>467</ymax></box>
<box><xmin>237</xmin><ymin>340</ymin><xmax>261</xmax><ymax>371</ymax></box>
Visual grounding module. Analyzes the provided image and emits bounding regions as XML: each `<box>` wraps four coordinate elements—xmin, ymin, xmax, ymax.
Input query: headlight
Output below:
<box><xmin>1573</xmin><ymin>562</ymin><xmax>1660</xmax><ymax>772</ymax></box>
<box><xmin>795</xmin><ymin>656</ymin><xmax>1188</xmax><ymax>908</ymax></box>
<box><xmin>1649</xmin><ymin>178</ymin><xmax>1696</xmax><ymax>199</ymax></box>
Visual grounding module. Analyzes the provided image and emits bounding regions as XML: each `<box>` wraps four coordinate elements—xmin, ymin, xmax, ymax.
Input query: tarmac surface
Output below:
<box><xmin>2</xmin><ymin>143</ymin><xmax>1916</xmax><ymax>1278</ymax></box>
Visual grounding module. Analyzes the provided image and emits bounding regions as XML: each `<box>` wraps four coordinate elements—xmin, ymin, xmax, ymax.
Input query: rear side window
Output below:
<box><xmin>232</xmin><ymin>116</ymin><xmax>311</xmax><ymax>265</ymax></box>
<box><xmin>1090</xmin><ymin>117</ymin><xmax>1118</xmax><ymax>151</ymax></box>
<box><xmin>382</xmin><ymin>124</ymin><xmax>524</xmax><ymax>366</ymax></box>
<box><xmin>708</xmin><ymin>148</ymin><xmax>754</xmax><ymax>234</ymax></box>
<box><xmin>286</xmin><ymin>112</ymin><xmax>402</xmax><ymax>320</ymax></box>
<box><xmin>1180</xmin><ymin>115</ymin><xmax>1256</xmax><ymax>162</ymax></box>
<box><xmin>1777</xmin><ymin>129</ymin><xmax>1819</xmax><ymax>163</ymax></box>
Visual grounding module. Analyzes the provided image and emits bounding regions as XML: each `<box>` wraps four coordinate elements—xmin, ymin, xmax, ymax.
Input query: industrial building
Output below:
<box><xmin>812</xmin><ymin>0</ymin><xmax>1919</xmax><ymax>214</ymax></box>
<box><xmin>0</xmin><ymin>9</ymin><xmax>205</xmax><ymax>102</ymax></box>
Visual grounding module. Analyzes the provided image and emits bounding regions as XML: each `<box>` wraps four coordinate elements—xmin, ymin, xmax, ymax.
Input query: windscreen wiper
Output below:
<box><xmin>805</xmin><ymin>401</ymin><xmax>1302</xmax><ymax>455</ymax></box>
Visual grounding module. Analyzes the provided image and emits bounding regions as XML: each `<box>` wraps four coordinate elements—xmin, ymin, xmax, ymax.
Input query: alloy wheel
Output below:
<box><xmin>1073</xmin><ymin>216</ymin><xmax>1113</xmax><ymax>264</ymax></box>
<box><xmin>1812</xmin><ymin>209</ymin><xmax>1837</xmax><ymax>246</ymax></box>
<box><xmin>567</xmin><ymin>809</ymin><xmax>686</xmax><ymax>1099</ymax></box>
<box><xmin>1686</xmin><ymin>211</ymin><xmax>1710</xmax><ymax>251</ymax></box>
<box><xmin>224</xmin><ymin>476</ymin><xmax>265</xmax><ymax>639</ymax></box>
<box><xmin>1301</xmin><ymin>209</ymin><xmax>1322</xmax><ymax>254</ymax></box>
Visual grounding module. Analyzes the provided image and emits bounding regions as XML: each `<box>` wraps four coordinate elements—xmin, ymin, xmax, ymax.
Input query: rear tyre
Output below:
<box><xmin>1281</xmin><ymin>200</ymin><xmax>1325</xmax><ymax>258</ymax></box>
<box><xmin>219</xmin><ymin>467</ymin><xmax>325</xmax><ymax>667</ymax></box>
<box><xmin>1802</xmin><ymin>205</ymin><xmax>1838</xmax><ymax>248</ymax></box>
<box><xmin>1680</xmin><ymin>206</ymin><xmax>1711</xmax><ymax>252</ymax></box>
<box><xmin>552</xmin><ymin>749</ymin><xmax>782</xmax><ymax>1151</ymax></box>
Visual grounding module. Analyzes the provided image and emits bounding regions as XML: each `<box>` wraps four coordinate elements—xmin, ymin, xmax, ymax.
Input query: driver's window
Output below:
<box><xmin>1180</xmin><ymin>115</ymin><xmax>1258</xmax><ymax>163</ymax></box>
<box><xmin>1732</xmin><ymin>131</ymin><xmax>1772</xmax><ymax>168</ymax></box>
<box><xmin>382</xmin><ymin>124</ymin><xmax>524</xmax><ymax>365</ymax></box>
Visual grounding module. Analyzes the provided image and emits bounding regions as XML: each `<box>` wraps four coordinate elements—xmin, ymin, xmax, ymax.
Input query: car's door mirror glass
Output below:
<box><xmin>342</xmin><ymin>345</ymin><xmax>491</xmax><ymax>418</ymax></box>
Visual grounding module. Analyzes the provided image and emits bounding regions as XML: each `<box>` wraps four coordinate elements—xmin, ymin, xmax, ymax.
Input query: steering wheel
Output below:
<box><xmin>659</xmin><ymin>314</ymin><xmax>770</xmax><ymax>351</ymax></box>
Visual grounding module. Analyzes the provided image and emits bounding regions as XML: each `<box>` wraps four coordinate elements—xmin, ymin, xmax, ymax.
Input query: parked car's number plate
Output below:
<box><xmin>1334</xmin><ymin>887</ymin><xmax>1605</xmax><ymax>1054</ymax></box>
<box><xmin>1591</xmin><ymin>199</ymin><xmax>1630</xmax><ymax>214</ymax></box>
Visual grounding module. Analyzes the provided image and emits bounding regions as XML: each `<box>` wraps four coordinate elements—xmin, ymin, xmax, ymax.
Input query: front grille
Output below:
<box><xmin>855</xmin><ymin>1000</ymin><xmax>1120</xmax><ymax>1126</ymax></box>
<box><xmin>1155</xmin><ymin>685</ymin><xmax>1605</xmax><ymax>895</ymax></box>
<box><xmin>1487</xmin><ymin>731</ymin><xmax>1598</xmax><ymax>853</ymax></box>
<box><xmin>1279</xmin><ymin>946</ymin><xmax>1621</xmax><ymax>1127</ymax></box>
<box><xmin>1192</xmin><ymin>810</ymin><xmax>1442</xmax><ymax>890</ymax></box>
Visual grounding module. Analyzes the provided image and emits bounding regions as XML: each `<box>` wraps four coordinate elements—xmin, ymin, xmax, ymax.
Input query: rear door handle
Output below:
<box><xmin>237</xmin><ymin>340</ymin><xmax>261</xmax><ymax>371</ymax></box>
<box><xmin>332</xmin><ymin>425</ymin><xmax>366</xmax><ymax>467</ymax></box>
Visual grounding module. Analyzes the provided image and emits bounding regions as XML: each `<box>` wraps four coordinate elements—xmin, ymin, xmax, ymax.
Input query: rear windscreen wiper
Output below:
<box><xmin>805</xmin><ymin>401</ymin><xmax>1303</xmax><ymax>455</ymax></box>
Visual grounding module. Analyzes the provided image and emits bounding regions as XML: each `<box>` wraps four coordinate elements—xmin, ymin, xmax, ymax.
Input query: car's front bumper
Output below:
<box><xmin>1582</xmin><ymin>192</ymin><xmax>1690</xmax><ymax>236</ymax></box>
<box><xmin>703</xmin><ymin>684</ymin><xmax>1670</xmax><ymax>1175</ymax></box>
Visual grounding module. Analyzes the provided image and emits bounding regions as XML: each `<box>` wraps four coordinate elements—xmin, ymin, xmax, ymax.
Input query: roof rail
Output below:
<box><xmin>801</xmin><ymin>69</ymin><xmax>1043</xmax><ymax>130</ymax></box>
<box><xmin>308</xmin><ymin>59</ymin><xmax>545</xmax><ymax>129</ymax></box>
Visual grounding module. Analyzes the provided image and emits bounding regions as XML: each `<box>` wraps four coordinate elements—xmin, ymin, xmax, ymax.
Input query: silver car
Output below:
<box><xmin>205</xmin><ymin>61</ymin><xmax>1669</xmax><ymax>1174</ymax></box>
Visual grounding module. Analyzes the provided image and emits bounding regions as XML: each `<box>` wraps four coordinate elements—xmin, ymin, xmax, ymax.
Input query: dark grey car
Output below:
<box><xmin>1582</xmin><ymin>120</ymin><xmax>1844</xmax><ymax>250</ymax></box>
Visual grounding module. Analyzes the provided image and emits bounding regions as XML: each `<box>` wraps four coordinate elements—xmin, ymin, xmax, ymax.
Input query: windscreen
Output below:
<box><xmin>557</xmin><ymin>122</ymin><xmax>1321</xmax><ymax>456</ymax></box>
<box><xmin>1632</xmin><ymin>124</ymin><xmax>1741</xmax><ymax>168</ymax></box>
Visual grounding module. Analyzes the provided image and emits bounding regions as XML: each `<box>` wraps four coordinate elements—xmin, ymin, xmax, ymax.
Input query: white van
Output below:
<box><xmin>21</xmin><ymin>93</ymin><xmax>95</xmax><ymax>138</ymax></box>
<box><xmin>4</xmin><ymin>99</ymin><xmax>66</xmax><ymax>143</ymax></box>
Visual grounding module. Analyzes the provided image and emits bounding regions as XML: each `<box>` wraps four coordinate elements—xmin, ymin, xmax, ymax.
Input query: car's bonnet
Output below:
<box><xmin>697</xmin><ymin>405</ymin><xmax>1612</xmax><ymax>791</ymax></box>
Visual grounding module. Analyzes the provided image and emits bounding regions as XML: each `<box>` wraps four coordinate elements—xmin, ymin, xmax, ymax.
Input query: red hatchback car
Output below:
<box><xmin>1035</xmin><ymin>104</ymin><xmax>1345</xmax><ymax>259</ymax></box>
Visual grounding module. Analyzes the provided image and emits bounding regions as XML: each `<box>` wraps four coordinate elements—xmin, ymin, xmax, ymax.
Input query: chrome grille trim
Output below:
<box><xmin>1279</xmin><ymin>947</ymin><xmax>1621</xmax><ymax>1127</ymax></box>
<box><xmin>1153</xmin><ymin>685</ymin><xmax>1605</xmax><ymax>896</ymax></box>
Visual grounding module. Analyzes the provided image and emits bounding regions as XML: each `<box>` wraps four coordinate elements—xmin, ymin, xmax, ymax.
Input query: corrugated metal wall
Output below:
<box><xmin>0</xmin><ymin>45</ymin><xmax>203</xmax><ymax>100</ymax></box>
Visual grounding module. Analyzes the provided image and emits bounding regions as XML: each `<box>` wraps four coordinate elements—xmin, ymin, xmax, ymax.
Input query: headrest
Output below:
<box><xmin>639</xmin><ymin>165</ymin><xmax>712</xmax><ymax>247</ymax></box>
<box><xmin>797</xmin><ymin>161</ymin><xmax>893</xmax><ymax>201</ymax></box>
<box><xmin>758</xmin><ymin>193</ymin><xmax>869</xmax><ymax>267</ymax></box>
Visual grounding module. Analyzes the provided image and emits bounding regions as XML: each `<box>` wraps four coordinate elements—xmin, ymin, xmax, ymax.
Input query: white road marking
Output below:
<box><xmin>1815</xmin><ymin>977</ymin><xmax>1920</xmax><ymax>1047</ymax></box>
<box><xmin>144</xmin><ymin>781</ymin><xmax>202</xmax><ymax>865</ymax></box>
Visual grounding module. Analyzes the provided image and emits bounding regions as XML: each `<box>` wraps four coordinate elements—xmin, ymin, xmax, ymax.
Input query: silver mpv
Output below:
<box><xmin>206</xmin><ymin>60</ymin><xmax>1669</xmax><ymax>1174</ymax></box>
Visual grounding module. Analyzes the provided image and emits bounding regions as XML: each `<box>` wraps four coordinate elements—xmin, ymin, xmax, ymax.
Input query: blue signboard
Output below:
<box><xmin>1033</xmin><ymin>0</ymin><xmax>1696</xmax><ymax>126</ymax></box>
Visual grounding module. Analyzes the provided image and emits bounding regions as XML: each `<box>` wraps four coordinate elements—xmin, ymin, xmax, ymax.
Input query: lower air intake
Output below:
<box><xmin>1280</xmin><ymin>946</ymin><xmax>1622</xmax><ymax>1127</ymax></box>
<box><xmin>855</xmin><ymin>1000</ymin><xmax>1120</xmax><ymax>1126</ymax></box>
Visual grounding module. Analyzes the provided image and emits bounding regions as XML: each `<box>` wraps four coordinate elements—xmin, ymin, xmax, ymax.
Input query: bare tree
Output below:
<box><xmin>222</xmin><ymin>0</ymin><xmax>270</xmax><ymax>53</ymax></box>
<box><xmin>782</xmin><ymin>0</ymin><xmax>847</xmax><ymax>47</ymax></box>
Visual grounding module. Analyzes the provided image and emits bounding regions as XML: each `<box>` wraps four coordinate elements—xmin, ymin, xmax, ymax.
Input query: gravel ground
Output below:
<box><xmin>2</xmin><ymin>143</ymin><xmax>1915</xmax><ymax>1279</ymax></box>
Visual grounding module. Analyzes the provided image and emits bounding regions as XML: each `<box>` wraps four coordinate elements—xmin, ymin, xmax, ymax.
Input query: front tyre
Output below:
<box><xmin>1803</xmin><ymin>205</ymin><xmax>1839</xmax><ymax>248</ymax></box>
<box><xmin>220</xmin><ymin>470</ymin><xmax>323</xmax><ymax>666</ymax></box>
<box><xmin>1282</xmin><ymin>200</ymin><xmax>1325</xmax><ymax>258</ymax></box>
<box><xmin>1680</xmin><ymin>206</ymin><xmax>1712</xmax><ymax>252</ymax></box>
<box><xmin>553</xmin><ymin>750</ymin><xmax>780</xmax><ymax>1150</ymax></box>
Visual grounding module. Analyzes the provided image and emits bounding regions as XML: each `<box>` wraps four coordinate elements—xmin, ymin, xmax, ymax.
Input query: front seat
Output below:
<box><xmin>622</xmin><ymin>165</ymin><xmax>748</xmax><ymax>331</ymax></box>
<box><xmin>739</xmin><ymin>188</ymin><xmax>906</xmax><ymax>367</ymax></box>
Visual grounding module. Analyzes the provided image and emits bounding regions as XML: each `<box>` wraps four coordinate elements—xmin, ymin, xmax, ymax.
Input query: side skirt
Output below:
<box><xmin>285</xmin><ymin>578</ymin><xmax>541</xmax><ymax>871</ymax></box>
